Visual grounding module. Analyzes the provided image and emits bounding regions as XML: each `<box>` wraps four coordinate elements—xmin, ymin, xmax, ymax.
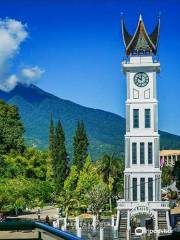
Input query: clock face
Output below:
<box><xmin>134</xmin><ymin>72</ymin><xmax>149</xmax><ymax>87</ymax></box>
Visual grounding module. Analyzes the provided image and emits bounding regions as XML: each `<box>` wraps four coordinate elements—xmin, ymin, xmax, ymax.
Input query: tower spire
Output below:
<box><xmin>139</xmin><ymin>14</ymin><xmax>142</xmax><ymax>21</ymax></box>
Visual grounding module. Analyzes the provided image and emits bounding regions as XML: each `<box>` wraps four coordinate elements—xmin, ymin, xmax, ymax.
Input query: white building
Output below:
<box><xmin>116</xmin><ymin>15</ymin><xmax>171</xmax><ymax>239</ymax></box>
<box><xmin>160</xmin><ymin>150</ymin><xmax>180</xmax><ymax>168</ymax></box>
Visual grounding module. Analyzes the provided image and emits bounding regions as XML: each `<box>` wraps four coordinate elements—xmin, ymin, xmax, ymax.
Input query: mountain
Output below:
<box><xmin>0</xmin><ymin>83</ymin><xmax>180</xmax><ymax>160</ymax></box>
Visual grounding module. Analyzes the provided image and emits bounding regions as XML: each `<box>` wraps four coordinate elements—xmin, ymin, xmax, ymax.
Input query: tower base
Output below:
<box><xmin>116</xmin><ymin>200</ymin><xmax>171</xmax><ymax>239</ymax></box>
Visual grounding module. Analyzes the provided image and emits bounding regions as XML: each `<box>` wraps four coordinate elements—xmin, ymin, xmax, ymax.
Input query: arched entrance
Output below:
<box><xmin>130</xmin><ymin>205</ymin><xmax>156</xmax><ymax>236</ymax></box>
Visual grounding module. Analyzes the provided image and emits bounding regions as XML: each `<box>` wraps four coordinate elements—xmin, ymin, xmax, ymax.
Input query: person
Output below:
<box><xmin>45</xmin><ymin>215</ymin><xmax>50</xmax><ymax>225</ymax></box>
<box><xmin>37</xmin><ymin>209</ymin><xmax>40</xmax><ymax>220</ymax></box>
<box><xmin>2</xmin><ymin>214</ymin><xmax>6</xmax><ymax>222</ymax></box>
<box><xmin>0</xmin><ymin>213</ymin><xmax>3</xmax><ymax>222</ymax></box>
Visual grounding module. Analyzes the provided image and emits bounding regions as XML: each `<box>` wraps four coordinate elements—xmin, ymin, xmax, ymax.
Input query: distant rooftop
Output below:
<box><xmin>160</xmin><ymin>150</ymin><xmax>180</xmax><ymax>156</ymax></box>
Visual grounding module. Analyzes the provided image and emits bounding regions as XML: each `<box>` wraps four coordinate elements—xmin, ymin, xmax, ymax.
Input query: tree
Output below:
<box><xmin>57</xmin><ymin>165</ymin><xmax>79</xmax><ymax>219</ymax></box>
<box><xmin>48</xmin><ymin>114</ymin><xmax>55</xmax><ymax>181</ymax></box>
<box><xmin>112</xmin><ymin>159</ymin><xmax>124</xmax><ymax>198</ymax></box>
<box><xmin>167</xmin><ymin>188</ymin><xmax>178</xmax><ymax>200</ymax></box>
<box><xmin>24</xmin><ymin>148</ymin><xmax>48</xmax><ymax>180</ymax></box>
<box><xmin>54</xmin><ymin>120</ymin><xmax>69</xmax><ymax>193</ymax></box>
<box><xmin>73</xmin><ymin>121</ymin><xmax>89</xmax><ymax>170</ymax></box>
<box><xmin>49</xmin><ymin>113</ymin><xmax>55</xmax><ymax>158</ymax></box>
<box><xmin>96</xmin><ymin>154</ymin><xmax>124</xmax><ymax>212</ymax></box>
<box><xmin>162</xmin><ymin>165</ymin><xmax>172</xmax><ymax>187</ymax></box>
<box><xmin>3</xmin><ymin>148</ymin><xmax>49</xmax><ymax>181</ymax></box>
<box><xmin>173</xmin><ymin>160</ymin><xmax>180</xmax><ymax>179</ymax></box>
<box><xmin>57</xmin><ymin>190</ymin><xmax>78</xmax><ymax>220</ymax></box>
<box><xmin>172</xmin><ymin>161</ymin><xmax>180</xmax><ymax>190</ymax></box>
<box><xmin>87</xmin><ymin>183</ymin><xmax>109</xmax><ymax>220</ymax></box>
<box><xmin>64</xmin><ymin>165</ymin><xmax>79</xmax><ymax>192</ymax></box>
<box><xmin>0</xmin><ymin>177</ymin><xmax>54</xmax><ymax>214</ymax></box>
<box><xmin>0</xmin><ymin>100</ymin><xmax>25</xmax><ymax>155</ymax></box>
<box><xmin>76</xmin><ymin>156</ymin><xmax>104</xmax><ymax>206</ymax></box>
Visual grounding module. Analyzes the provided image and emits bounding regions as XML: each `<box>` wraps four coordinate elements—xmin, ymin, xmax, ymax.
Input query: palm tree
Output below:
<box><xmin>97</xmin><ymin>154</ymin><xmax>124</xmax><ymax>212</ymax></box>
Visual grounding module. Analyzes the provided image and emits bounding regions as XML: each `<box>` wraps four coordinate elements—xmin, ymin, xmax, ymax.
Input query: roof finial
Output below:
<box><xmin>121</xmin><ymin>12</ymin><xmax>124</xmax><ymax>20</ymax></box>
<box><xmin>139</xmin><ymin>14</ymin><xmax>143</xmax><ymax>21</ymax></box>
<box><xmin>158</xmin><ymin>11</ymin><xmax>161</xmax><ymax>19</ymax></box>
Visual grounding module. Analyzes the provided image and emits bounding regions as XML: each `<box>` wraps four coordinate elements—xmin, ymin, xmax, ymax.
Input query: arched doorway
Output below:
<box><xmin>130</xmin><ymin>205</ymin><xmax>156</xmax><ymax>237</ymax></box>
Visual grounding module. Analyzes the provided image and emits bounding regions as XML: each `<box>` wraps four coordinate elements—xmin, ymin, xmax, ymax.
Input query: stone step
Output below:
<box><xmin>158</xmin><ymin>218</ymin><xmax>167</xmax><ymax>230</ymax></box>
<box><xmin>131</xmin><ymin>233</ymin><xmax>141</xmax><ymax>240</ymax></box>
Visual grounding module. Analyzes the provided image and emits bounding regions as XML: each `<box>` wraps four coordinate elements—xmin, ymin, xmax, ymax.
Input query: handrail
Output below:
<box><xmin>0</xmin><ymin>221</ymin><xmax>82</xmax><ymax>240</ymax></box>
<box><xmin>36</xmin><ymin>222</ymin><xmax>82</xmax><ymax>240</ymax></box>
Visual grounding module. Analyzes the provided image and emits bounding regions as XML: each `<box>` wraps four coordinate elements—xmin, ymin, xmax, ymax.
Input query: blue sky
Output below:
<box><xmin>0</xmin><ymin>0</ymin><xmax>180</xmax><ymax>135</ymax></box>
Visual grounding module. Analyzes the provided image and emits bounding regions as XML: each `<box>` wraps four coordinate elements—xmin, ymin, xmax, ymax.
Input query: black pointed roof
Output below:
<box><xmin>122</xmin><ymin>15</ymin><xmax>160</xmax><ymax>56</ymax></box>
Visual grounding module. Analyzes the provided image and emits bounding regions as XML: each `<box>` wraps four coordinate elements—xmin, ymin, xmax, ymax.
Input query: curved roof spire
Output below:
<box><xmin>121</xmin><ymin>15</ymin><xmax>160</xmax><ymax>56</ymax></box>
<box><xmin>139</xmin><ymin>14</ymin><xmax>143</xmax><ymax>21</ymax></box>
<box><xmin>149</xmin><ymin>17</ymin><xmax>160</xmax><ymax>49</ymax></box>
<box><xmin>121</xmin><ymin>18</ymin><xmax>133</xmax><ymax>48</ymax></box>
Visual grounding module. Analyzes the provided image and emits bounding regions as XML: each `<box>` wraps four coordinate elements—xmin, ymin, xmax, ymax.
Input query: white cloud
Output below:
<box><xmin>0</xmin><ymin>18</ymin><xmax>45</xmax><ymax>92</ymax></box>
<box><xmin>0</xmin><ymin>74</ymin><xmax>18</xmax><ymax>92</ymax></box>
<box><xmin>0</xmin><ymin>18</ymin><xmax>28</xmax><ymax>66</ymax></box>
<box><xmin>21</xmin><ymin>66</ymin><xmax>45</xmax><ymax>84</ymax></box>
<box><xmin>0</xmin><ymin>18</ymin><xmax>28</xmax><ymax>91</ymax></box>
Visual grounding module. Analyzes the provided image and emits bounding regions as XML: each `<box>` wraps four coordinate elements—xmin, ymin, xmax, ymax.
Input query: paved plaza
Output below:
<box><xmin>0</xmin><ymin>230</ymin><xmax>38</xmax><ymax>239</ymax></box>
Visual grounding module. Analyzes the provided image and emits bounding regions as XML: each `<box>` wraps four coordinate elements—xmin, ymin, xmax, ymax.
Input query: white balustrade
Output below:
<box><xmin>113</xmin><ymin>226</ymin><xmax>118</xmax><ymax>239</ymax></box>
<box><xmin>75</xmin><ymin>216</ymin><xmax>80</xmax><ymax>230</ymax></box>
<box><xmin>77</xmin><ymin>227</ymin><xmax>82</xmax><ymax>237</ymax></box>
<box><xmin>111</xmin><ymin>215</ymin><xmax>115</xmax><ymax>227</ymax></box>
<box><xmin>117</xmin><ymin>200</ymin><xmax>169</xmax><ymax>210</ymax></box>
<box><xmin>100</xmin><ymin>228</ymin><xmax>104</xmax><ymax>240</ymax></box>
<box><xmin>92</xmin><ymin>215</ymin><xmax>97</xmax><ymax>230</ymax></box>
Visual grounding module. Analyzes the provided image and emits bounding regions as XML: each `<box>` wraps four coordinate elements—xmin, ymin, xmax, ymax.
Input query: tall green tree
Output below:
<box><xmin>0</xmin><ymin>177</ymin><xmax>54</xmax><ymax>214</ymax></box>
<box><xmin>49</xmin><ymin>113</ymin><xmax>55</xmax><ymax>157</ymax></box>
<box><xmin>96</xmin><ymin>154</ymin><xmax>124</xmax><ymax>212</ymax></box>
<box><xmin>48</xmin><ymin>114</ymin><xmax>55</xmax><ymax>179</ymax></box>
<box><xmin>87</xmin><ymin>183</ymin><xmax>109</xmax><ymax>220</ymax></box>
<box><xmin>3</xmin><ymin>148</ymin><xmax>48</xmax><ymax>181</ymax></box>
<box><xmin>54</xmin><ymin>120</ymin><xmax>69</xmax><ymax>193</ymax></box>
<box><xmin>0</xmin><ymin>100</ymin><xmax>25</xmax><ymax>155</ymax></box>
<box><xmin>76</xmin><ymin>155</ymin><xmax>104</xmax><ymax>206</ymax></box>
<box><xmin>172</xmin><ymin>161</ymin><xmax>180</xmax><ymax>189</ymax></box>
<box><xmin>162</xmin><ymin>165</ymin><xmax>172</xmax><ymax>187</ymax></box>
<box><xmin>73</xmin><ymin>121</ymin><xmax>89</xmax><ymax>170</ymax></box>
<box><xmin>57</xmin><ymin>165</ymin><xmax>79</xmax><ymax>219</ymax></box>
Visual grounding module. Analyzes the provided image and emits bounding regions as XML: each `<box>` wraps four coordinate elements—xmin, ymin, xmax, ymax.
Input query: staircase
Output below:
<box><xmin>118</xmin><ymin>210</ymin><xmax>128</xmax><ymax>239</ymax></box>
<box><xmin>130</xmin><ymin>233</ymin><xmax>141</xmax><ymax>240</ymax></box>
<box><xmin>158</xmin><ymin>211</ymin><xmax>168</xmax><ymax>231</ymax></box>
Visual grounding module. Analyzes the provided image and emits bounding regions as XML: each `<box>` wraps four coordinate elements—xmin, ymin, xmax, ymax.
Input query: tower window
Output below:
<box><xmin>133</xmin><ymin>109</ymin><xmax>139</xmax><ymax>128</ymax></box>
<box><xmin>132</xmin><ymin>143</ymin><xmax>137</xmax><ymax>164</ymax></box>
<box><xmin>145</xmin><ymin>109</ymin><xmax>151</xmax><ymax>128</ymax></box>
<box><xmin>148</xmin><ymin>142</ymin><xmax>153</xmax><ymax>164</ymax></box>
<box><xmin>132</xmin><ymin>178</ymin><xmax>137</xmax><ymax>201</ymax></box>
<box><xmin>140</xmin><ymin>178</ymin><xmax>145</xmax><ymax>202</ymax></box>
<box><xmin>148</xmin><ymin>178</ymin><xmax>153</xmax><ymax>201</ymax></box>
<box><xmin>140</xmin><ymin>143</ymin><xmax>145</xmax><ymax>164</ymax></box>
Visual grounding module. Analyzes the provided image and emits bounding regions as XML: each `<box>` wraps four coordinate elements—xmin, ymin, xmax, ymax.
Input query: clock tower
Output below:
<box><xmin>116</xmin><ymin>15</ymin><xmax>171</xmax><ymax>239</ymax></box>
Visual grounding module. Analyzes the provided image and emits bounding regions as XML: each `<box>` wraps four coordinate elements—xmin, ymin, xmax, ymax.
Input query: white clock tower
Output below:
<box><xmin>116</xmin><ymin>15</ymin><xmax>171</xmax><ymax>239</ymax></box>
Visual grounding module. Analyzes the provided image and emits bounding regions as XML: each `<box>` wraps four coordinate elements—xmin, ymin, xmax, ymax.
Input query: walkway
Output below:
<box><xmin>0</xmin><ymin>230</ymin><xmax>38</xmax><ymax>239</ymax></box>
